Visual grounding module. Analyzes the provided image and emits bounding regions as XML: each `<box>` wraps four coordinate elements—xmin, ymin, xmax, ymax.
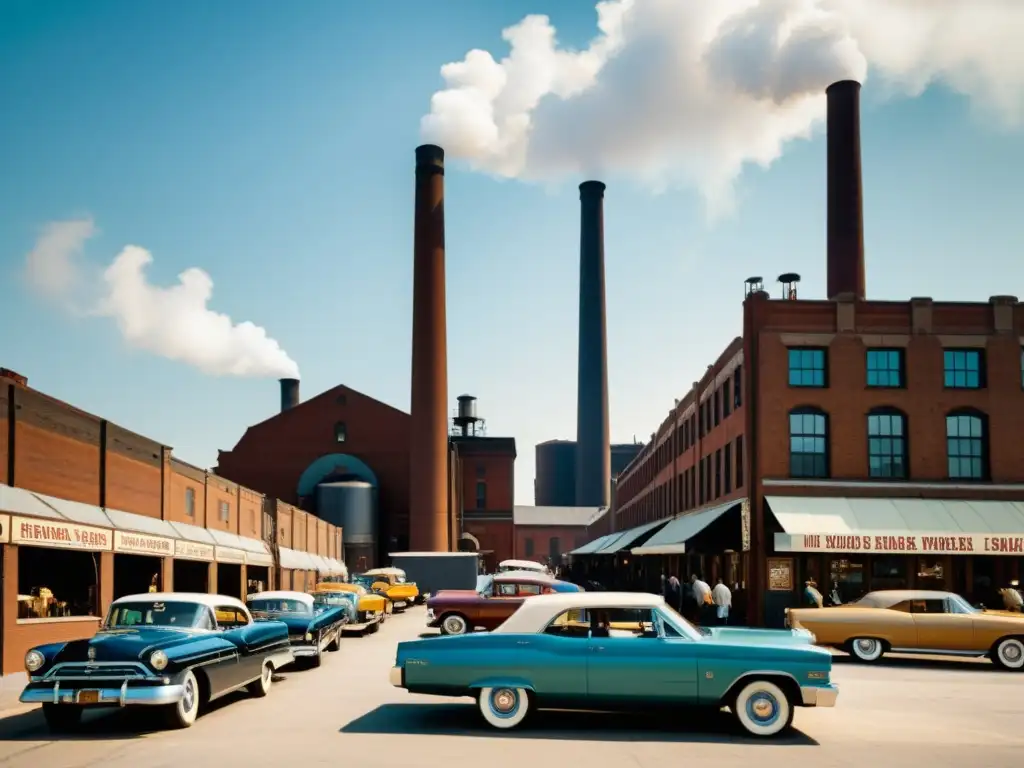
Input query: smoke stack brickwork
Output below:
<box><xmin>409</xmin><ymin>144</ymin><xmax>450</xmax><ymax>552</ymax></box>
<box><xmin>826</xmin><ymin>80</ymin><xmax>866</xmax><ymax>301</ymax></box>
<box><xmin>279</xmin><ymin>378</ymin><xmax>300</xmax><ymax>412</ymax></box>
<box><xmin>575</xmin><ymin>181</ymin><xmax>611</xmax><ymax>507</ymax></box>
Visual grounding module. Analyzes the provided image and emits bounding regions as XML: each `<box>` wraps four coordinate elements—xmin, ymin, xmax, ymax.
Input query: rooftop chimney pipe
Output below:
<box><xmin>575</xmin><ymin>180</ymin><xmax>611</xmax><ymax>508</ymax></box>
<box><xmin>279</xmin><ymin>378</ymin><xmax>300</xmax><ymax>412</ymax></box>
<box><xmin>826</xmin><ymin>80</ymin><xmax>866</xmax><ymax>300</ymax></box>
<box><xmin>409</xmin><ymin>144</ymin><xmax>449</xmax><ymax>552</ymax></box>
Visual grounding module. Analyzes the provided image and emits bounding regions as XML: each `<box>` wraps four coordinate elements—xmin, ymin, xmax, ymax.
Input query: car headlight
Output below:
<box><xmin>149</xmin><ymin>650</ymin><xmax>168</xmax><ymax>671</ymax></box>
<box><xmin>305</xmin><ymin>632</ymin><xmax>313</xmax><ymax>641</ymax></box>
<box><xmin>25</xmin><ymin>650</ymin><xmax>45</xmax><ymax>673</ymax></box>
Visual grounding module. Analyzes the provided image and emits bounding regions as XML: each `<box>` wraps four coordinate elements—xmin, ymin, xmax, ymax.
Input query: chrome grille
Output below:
<box><xmin>45</xmin><ymin>662</ymin><xmax>152</xmax><ymax>680</ymax></box>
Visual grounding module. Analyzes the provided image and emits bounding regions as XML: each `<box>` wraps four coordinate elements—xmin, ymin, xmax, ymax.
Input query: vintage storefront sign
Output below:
<box><xmin>776</xmin><ymin>531</ymin><xmax>1024</xmax><ymax>555</ymax></box>
<box><xmin>768</xmin><ymin>557</ymin><xmax>793</xmax><ymax>591</ymax></box>
<box><xmin>215</xmin><ymin>546</ymin><xmax>246</xmax><ymax>564</ymax></box>
<box><xmin>11</xmin><ymin>515</ymin><xmax>112</xmax><ymax>550</ymax></box>
<box><xmin>113</xmin><ymin>530</ymin><xmax>174</xmax><ymax>556</ymax></box>
<box><xmin>175</xmin><ymin>539</ymin><xmax>215</xmax><ymax>561</ymax></box>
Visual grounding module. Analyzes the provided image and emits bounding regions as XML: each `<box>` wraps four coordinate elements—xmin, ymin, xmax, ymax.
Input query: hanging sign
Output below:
<box><xmin>11</xmin><ymin>516</ymin><xmax>112</xmax><ymax>551</ymax></box>
<box><xmin>175</xmin><ymin>539</ymin><xmax>215</xmax><ymax>561</ymax></box>
<box><xmin>114</xmin><ymin>531</ymin><xmax>174</xmax><ymax>556</ymax></box>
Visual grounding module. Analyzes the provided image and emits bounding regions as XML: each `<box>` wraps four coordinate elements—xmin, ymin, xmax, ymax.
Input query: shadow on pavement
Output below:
<box><xmin>832</xmin><ymin>654</ymin><xmax>996</xmax><ymax>673</ymax></box>
<box><xmin>0</xmin><ymin>672</ymin><xmax>294</xmax><ymax>741</ymax></box>
<box><xmin>341</xmin><ymin>703</ymin><xmax>819</xmax><ymax>745</ymax></box>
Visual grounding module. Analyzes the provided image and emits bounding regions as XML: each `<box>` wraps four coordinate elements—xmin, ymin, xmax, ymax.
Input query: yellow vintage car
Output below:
<box><xmin>361</xmin><ymin>567</ymin><xmax>420</xmax><ymax>610</ymax></box>
<box><xmin>787</xmin><ymin>589</ymin><xmax>1024</xmax><ymax>670</ymax></box>
<box><xmin>312</xmin><ymin>582</ymin><xmax>388</xmax><ymax>634</ymax></box>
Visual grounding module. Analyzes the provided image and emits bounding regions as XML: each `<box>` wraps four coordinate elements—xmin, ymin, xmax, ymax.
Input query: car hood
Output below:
<box><xmin>702</xmin><ymin>626</ymin><xmax>817</xmax><ymax>647</ymax></box>
<box><xmin>428</xmin><ymin>590</ymin><xmax>480</xmax><ymax>603</ymax></box>
<box><xmin>975</xmin><ymin>609</ymin><xmax>1024</xmax><ymax>621</ymax></box>
<box><xmin>52</xmin><ymin>628</ymin><xmax>206</xmax><ymax>663</ymax></box>
<box><xmin>253</xmin><ymin>614</ymin><xmax>312</xmax><ymax>633</ymax></box>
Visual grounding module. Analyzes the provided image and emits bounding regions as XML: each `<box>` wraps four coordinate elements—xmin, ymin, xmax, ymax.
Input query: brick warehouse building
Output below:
<box><xmin>574</xmin><ymin>80</ymin><xmax>1024</xmax><ymax>627</ymax></box>
<box><xmin>0</xmin><ymin>369</ymin><xmax>344</xmax><ymax>680</ymax></box>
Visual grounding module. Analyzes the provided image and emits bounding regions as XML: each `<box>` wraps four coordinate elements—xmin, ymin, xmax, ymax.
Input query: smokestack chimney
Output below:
<box><xmin>279</xmin><ymin>378</ymin><xmax>299</xmax><ymax>412</ymax></box>
<box><xmin>409</xmin><ymin>144</ymin><xmax>450</xmax><ymax>552</ymax></box>
<box><xmin>826</xmin><ymin>80</ymin><xmax>866</xmax><ymax>301</ymax></box>
<box><xmin>575</xmin><ymin>180</ymin><xmax>611</xmax><ymax>508</ymax></box>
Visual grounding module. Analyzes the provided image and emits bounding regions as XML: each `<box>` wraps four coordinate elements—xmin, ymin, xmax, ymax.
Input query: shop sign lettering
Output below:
<box><xmin>215</xmin><ymin>546</ymin><xmax>246</xmax><ymax>564</ymax></box>
<box><xmin>776</xmin><ymin>532</ymin><xmax>1024</xmax><ymax>555</ymax></box>
<box><xmin>114</xmin><ymin>531</ymin><xmax>173</xmax><ymax>556</ymax></box>
<box><xmin>12</xmin><ymin>516</ymin><xmax>112</xmax><ymax>551</ymax></box>
<box><xmin>175</xmin><ymin>540</ymin><xmax>215</xmax><ymax>561</ymax></box>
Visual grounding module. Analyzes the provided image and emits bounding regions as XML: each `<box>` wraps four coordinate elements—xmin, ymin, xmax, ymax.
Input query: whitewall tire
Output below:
<box><xmin>733</xmin><ymin>680</ymin><xmax>793</xmax><ymax>738</ymax></box>
<box><xmin>477</xmin><ymin>686</ymin><xmax>530</xmax><ymax>730</ymax></box>
<box><xmin>247</xmin><ymin>660</ymin><xmax>273</xmax><ymax>697</ymax></box>
<box><xmin>166</xmin><ymin>669</ymin><xmax>200</xmax><ymax>728</ymax></box>
<box><xmin>440</xmin><ymin>614</ymin><xmax>469</xmax><ymax>635</ymax></box>
<box><xmin>994</xmin><ymin>638</ymin><xmax>1024</xmax><ymax>670</ymax></box>
<box><xmin>849</xmin><ymin>637</ymin><xmax>885</xmax><ymax>662</ymax></box>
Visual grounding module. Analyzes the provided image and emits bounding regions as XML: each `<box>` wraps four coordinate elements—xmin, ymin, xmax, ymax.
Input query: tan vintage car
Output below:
<box><xmin>787</xmin><ymin>589</ymin><xmax>1024</xmax><ymax>670</ymax></box>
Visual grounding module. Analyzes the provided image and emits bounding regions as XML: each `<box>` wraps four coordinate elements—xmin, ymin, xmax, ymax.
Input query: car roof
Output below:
<box><xmin>364</xmin><ymin>567</ymin><xmax>404</xmax><ymax>575</ymax></box>
<box><xmin>499</xmin><ymin>559</ymin><xmax>547</xmax><ymax>570</ymax></box>
<box><xmin>493</xmin><ymin>570</ymin><xmax>557</xmax><ymax>584</ymax></box>
<box><xmin>246</xmin><ymin>591</ymin><xmax>314</xmax><ymax>606</ymax></box>
<box><xmin>111</xmin><ymin>592</ymin><xmax>248</xmax><ymax>612</ymax></box>
<box><xmin>861</xmin><ymin>590</ymin><xmax>957</xmax><ymax>607</ymax></box>
<box><xmin>493</xmin><ymin>592</ymin><xmax>665</xmax><ymax>634</ymax></box>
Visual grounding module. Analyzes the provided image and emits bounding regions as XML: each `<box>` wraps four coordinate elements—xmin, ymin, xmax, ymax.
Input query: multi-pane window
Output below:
<box><xmin>946</xmin><ymin>411</ymin><xmax>987</xmax><ymax>480</ymax></box>
<box><xmin>524</xmin><ymin>538</ymin><xmax>534</xmax><ymax>556</ymax></box>
<box><xmin>788</xmin><ymin>349</ymin><xmax>827</xmax><ymax>387</ymax></box>
<box><xmin>185</xmin><ymin>488</ymin><xmax>195</xmax><ymax>517</ymax></box>
<box><xmin>789</xmin><ymin>409</ymin><xmax>828</xmax><ymax>478</ymax></box>
<box><xmin>475</xmin><ymin>481</ymin><xmax>487</xmax><ymax>508</ymax></box>
<box><xmin>723</xmin><ymin>380</ymin><xmax>731</xmax><ymax>417</ymax></box>
<box><xmin>334</xmin><ymin>421</ymin><xmax>347</xmax><ymax>442</ymax></box>
<box><xmin>724</xmin><ymin>442</ymin><xmax>732</xmax><ymax>493</ymax></box>
<box><xmin>866</xmin><ymin>349</ymin><xmax>904</xmax><ymax>388</ymax></box>
<box><xmin>735</xmin><ymin>436</ymin><xmax>744</xmax><ymax>487</ymax></box>
<box><xmin>218</xmin><ymin>501</ymin><xmax>229</xmax><ymax>521</ymax></box>
<box><xmin>943</xmin><ymin>350</ymin><xmax>983</xmax><ymax>389</ymax></box>
<box><xmin>867</xmin><ymin>409</ymin><xmax>907</xmax><ymax>479</ymax></box>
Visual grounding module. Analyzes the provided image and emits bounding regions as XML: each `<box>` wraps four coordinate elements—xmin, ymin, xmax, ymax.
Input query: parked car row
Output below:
<box><xmin>18</xmin><ymin>571</ymin><xmax>423</xmax><ymax>734</ymax></box>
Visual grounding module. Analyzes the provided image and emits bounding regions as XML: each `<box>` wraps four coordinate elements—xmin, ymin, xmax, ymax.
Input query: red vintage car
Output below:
<box><xmin>425</xmin><ymin>572</ymin><xmax>580</xmax><ymax>635</ymax></box>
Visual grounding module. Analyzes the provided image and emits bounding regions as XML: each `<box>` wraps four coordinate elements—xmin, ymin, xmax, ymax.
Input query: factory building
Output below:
<box><xmin>577</xmin><ymin>80</ymin><xmax>1024</xmax><ymax>627</ymax></box>
<box><xmin>535</xmin><ymin>439</ymin><xmax>644</xmax><ymax>506</ymax></box>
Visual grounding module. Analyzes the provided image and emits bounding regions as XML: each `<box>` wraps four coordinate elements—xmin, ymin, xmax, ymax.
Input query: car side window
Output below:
<box><xmin>495</xmin><ymin>583</ymin><xmax>517</xmax><ymax>597</ymax></box>
<box><xmin>215</xmin><ymin>606</ymin><xmax>250</xmax><ymax>629</ymax></box>
<box><xmin>910</xmin><ymin>599</ymin><xmax>946</xmax><ymax>614</ymax></box>
<box><xmin>887</xmin><ymin>601</ymin><xmax>911</xmax><ymax>612</ymax></box>
<box><xmin>518</xmin><ymin>584</ymin><xmax>542</xmax><ymax>596</ymax></box>
<box><xmin>195</xmin><ymin>608</ymin><xmax>215</xmax><ymax>630</ymax></box>
<box><xmin>544</xmin><ymin>609</ymin><xmax>590</xmax><ymax>638</ymax></box>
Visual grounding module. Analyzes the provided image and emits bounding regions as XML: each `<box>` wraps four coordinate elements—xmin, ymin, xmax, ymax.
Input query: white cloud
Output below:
<box><xmin>420</xmin><ymin>0</ymin><xmax>1024</xmax><ymax>210</ymax></box>
<box><xmin>24</xmin><ymin>219</ymin><xmax>300</xmax><ymax>379</ymax></box>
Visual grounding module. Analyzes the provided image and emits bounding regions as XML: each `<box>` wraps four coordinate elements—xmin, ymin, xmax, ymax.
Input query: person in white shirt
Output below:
<box><xmin>712</xmin><ymin>578</ymin><xmax>732</xmax><ymax>624</ymax></box>
<box><xmin>690</xmin><ymin>574</ymin><xmax>712</xmax><ymax>624</ymax></box>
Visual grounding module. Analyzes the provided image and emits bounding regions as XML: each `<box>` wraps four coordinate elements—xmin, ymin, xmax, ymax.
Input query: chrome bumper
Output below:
<box><xmin>268</xmin><ymin>648</ymin><xmax>296</xmax><ymax>670</ymax></box>
<box><xmin>389</xmin><ymin>667</ymin><xmax>403</xmax><ymax>687</ymax></box>
<box><xmin>800</xmin><ymin>684</ymin><xmax>838</xmax><ymax>707</ymax></box>
<box><xmin>292</xmin><ymin>646</ymin><xmax>320</xmax><ymax>657</ymax></box>
<box><xmin>21</xmin><ymin>682</ymin><xmax>184</xmax><ymax>707</ymax></box>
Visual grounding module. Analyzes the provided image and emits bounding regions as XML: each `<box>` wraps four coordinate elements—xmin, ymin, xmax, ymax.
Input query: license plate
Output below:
<box><xmin>394</xmin><ymin>601</ymin><xmax>406</xmax><ymax>608</ymax></box>
<box><xmin>77</xmin><ymin>690</ymin><xmax>100</xmax><ymax>704</ymax></box>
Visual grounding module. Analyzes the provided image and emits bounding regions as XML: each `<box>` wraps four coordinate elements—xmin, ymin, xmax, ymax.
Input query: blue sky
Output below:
<box><xmin>1</xmin><ymin>1</ymin><xmax>1021</xmax><ymax>505</ymax></box>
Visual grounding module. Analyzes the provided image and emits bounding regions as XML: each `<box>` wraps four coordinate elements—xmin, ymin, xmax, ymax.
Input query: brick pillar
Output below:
<box><xmin>208</xmin><ymin>562</ymin><xmax>218</xmax><ymax>594</ymax></box>
<box><xmin>240</xmin><ymin>564</ymin><xmax>248</xmax><ymax>597</ymax></box>
<box><xmin>161</xmin><ymin>556</ymin><xmax>174</xmax><ymax>592</ymax></box>
<box><xmin>99</xmin><ymin>551</ymin><xmax>114</xmax><ymax>617</ymax></box>
<box><xmin>3</xmin><ymin>546</ymin><xmax>19</xmax><ymax>674</ymax></box>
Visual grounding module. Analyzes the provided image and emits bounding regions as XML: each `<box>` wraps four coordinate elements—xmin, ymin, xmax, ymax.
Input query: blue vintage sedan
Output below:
<box><xmin>21</xmin><ymin>592</ymin><xmax>293</xmax><ymax>732</ymax></box>
<box><xmin>246</xmin><ymin>591</ymin><xmax>348</xmax><ymax>667</ymax></box>
<box><xmin>391</xmin><ymin>591</ymin><xmax>837</xmax><ymax>738</ymax></box>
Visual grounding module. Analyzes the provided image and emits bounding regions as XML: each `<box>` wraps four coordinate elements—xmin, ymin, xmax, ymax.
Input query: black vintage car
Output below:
<box><xmin>20</xmin><ymin>592</ymin><xmax>294</xmax><ymax>731</ymax></box>
<box><xmin>246</xmin><ymin>591</ymin><xmax>348</xmax><ymax>667</ymax></box>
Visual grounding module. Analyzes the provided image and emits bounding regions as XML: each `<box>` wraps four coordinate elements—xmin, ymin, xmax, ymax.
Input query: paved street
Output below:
<box><xmin>0</xmin><ymin>607</ymin><xmax>1021</xmax><ymax>767</ymax></box>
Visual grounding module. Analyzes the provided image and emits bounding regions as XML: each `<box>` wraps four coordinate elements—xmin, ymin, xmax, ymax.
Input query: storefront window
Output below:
<box><xmin>829</xmin><ymin>557</ymin><xmax>865</xmax><ymax>604</ymax></box>
<box><xmin>917</xmin><ymin>558</ymin><xmax>946</xmax><ymax>590</ymax></box>
<box><xmin>871</xmin><ymin>556</ymin><xmax>908</xmax><ymax>590</ymax></box>
<box><xmin>18</xmin><ymin>547</ymin><xmax>99</xmax><ymax>619</ymax></box>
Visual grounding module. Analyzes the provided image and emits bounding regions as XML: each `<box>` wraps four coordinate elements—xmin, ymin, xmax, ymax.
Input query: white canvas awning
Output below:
<box><xmin>279</xmin><ymin>547</ymin><xmax>317</xmax><ymax>571</ymax></box>
<box><xmin>769</xmin><ymin>496</ymin><xmax>1024</xmax><ymax>555</ymax></box>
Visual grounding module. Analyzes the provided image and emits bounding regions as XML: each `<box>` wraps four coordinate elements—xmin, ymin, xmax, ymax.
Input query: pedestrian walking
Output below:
<box><xmin>712</xmin><ymin>577</ymin><xmax>732</xmax><ymax>625</ymax></box>
<box><xmin>691</xmin><ymin>574</ymin><xmax>712</xmax><ymax>625</ymax></box>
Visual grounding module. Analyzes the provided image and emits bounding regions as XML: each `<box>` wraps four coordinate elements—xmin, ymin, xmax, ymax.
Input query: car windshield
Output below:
<box><xmin>106</xmin><ymin>601</ymin><xmax>210</xmax><ymax>629</ymax></box>
<box><xmin>352</xmin><ymin>575</ymin><xmax>373</xmax><ymax>588</ymax></box>
<box><xmin>949</xmin><ymin>594</ymin><xmax>981</xmax><ymax>613</ymax></box>
<box><xmin>477</xmin><ymin>575</ymin><xmax>494</xmax><ymax>595</ymax></box>
<box><xmin>248</xmin><ymin>599</ymin><xmax>312</xmax><ymax>615</ymax></box>
<box><xmin>314</xmin><ymin>594</ymin><xmax>353</xmax><ymax>607</ymax></box>
<box><xmin>656</xmin><ymin>602</ymin><xmax>705</xmax><ymax>641</ymax></box>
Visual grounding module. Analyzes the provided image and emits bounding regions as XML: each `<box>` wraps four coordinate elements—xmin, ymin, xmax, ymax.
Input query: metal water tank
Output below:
<box><xmin>316</xmin><ymin>481</ymin><xmax>377</xmax><ymax>547</ymax></box>
<box><xmin>535</xmin><ymin>440</ymin><xmax>576</xmax><ymax>506</ymax></box>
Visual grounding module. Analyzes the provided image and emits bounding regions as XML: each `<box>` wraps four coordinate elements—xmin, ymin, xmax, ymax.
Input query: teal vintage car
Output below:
<box><xmin>390</xmin><ymin>591</ymin><xmax>837</xmax><ymax>738</ymax></box>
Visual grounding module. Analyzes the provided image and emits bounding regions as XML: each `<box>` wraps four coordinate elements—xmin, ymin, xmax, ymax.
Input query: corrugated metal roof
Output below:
<box><xmin>513</xmin><ymin>505</ymin><xmax>607</xmax><ymax>527</ymax></box>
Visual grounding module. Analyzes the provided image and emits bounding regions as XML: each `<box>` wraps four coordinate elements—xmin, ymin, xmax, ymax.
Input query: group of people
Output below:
<box><xmin>661</xmin><ymin>573</ymin><xmax>735</xmax><ymax>625</ymax></box>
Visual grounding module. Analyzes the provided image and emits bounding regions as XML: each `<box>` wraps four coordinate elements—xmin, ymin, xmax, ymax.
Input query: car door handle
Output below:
<box><xmin>516</xmin><ymin>640</ymin><xmax>531</xmax><ymax>646</ymax></box>
<box><xmin>591</xmin><ymin>646</ymin><xmax>605</xmax><ymax>652</ymax></box>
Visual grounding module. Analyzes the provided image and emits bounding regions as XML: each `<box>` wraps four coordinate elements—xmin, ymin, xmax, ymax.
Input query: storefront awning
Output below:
<box><xmin>104</xmin><ymin>507</ymin><xmax>179</xmax><ymax>558</ymax></box>
<box><xmin>168</xmin><ymin>521</ymin><xmax>216</xmax><ymax>561</ymax></box>
<box><xmin>769</xmin><ymin>496</ymin><xmax>1024</xmax><ymax>555</ymax></box>
<box><xmin>206</xmin><ymin>529</ymin><xmax>248</xmax><ymax>564</ymax></box>
<box><xmin>594</xmin><ymin>519</ymin><xmax>671</xmax><ymax>554</ymax></box>
<box><xmin>235</xmin><ymin>535</ymin><xmax>274</xmax><ymax>567</ymax></box>
<box><xmin>279</xmin><ymin>547</ymin><xmax>317</xmax><ymax>571</ymax></box>
<box><xmin>567</xmin><ymin>532</ymin><xmax>618</xmax><ymax>556</ymax></box>
<box><xmin>631</xmin><ymin>501</ymin><xmax>740</xmax><ymax>556</ymax></box>
<box><xmin>0</xmin><ymin>484</ymin><xmax>65</xmax><ymax>521</ymax></box>
<box><xmin>34</xmin><ymin>493</ymin><xmax>112</xmax><ymax>528</ymax></box>
<box><xmin>309</xmin><ymin>553</ymin><xmax>330</xmax><ymax>573</ymax></box>
<box><xmin>328</xmin><ymin>558</ymin><xmax>349</xmax><ymax>578</ymax></box>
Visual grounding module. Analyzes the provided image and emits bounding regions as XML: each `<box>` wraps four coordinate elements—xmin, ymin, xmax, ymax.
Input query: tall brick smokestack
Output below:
<box><xmin>575</xmin><ymin>181</ymin><xmax>611</xmax><ymax>508</ymax></box>
<box><xmin>826</xmin><ymin>80</ymin><xmax>866</xmax><ymax>300</ymax></box>
<box><xmin>409</xmin><ymin>144</ymin><xmax>449</xmax><ymax>552</ymax></box>
<box><xmin>279</xmin><ymin>378</ymin><xmax>299</xmax><ymax>412</ymax></box>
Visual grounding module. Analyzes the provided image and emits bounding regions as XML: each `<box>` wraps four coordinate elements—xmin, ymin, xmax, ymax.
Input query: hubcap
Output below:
<box><xmin>746</xmin><ymin>692</ymin><xmax>779</xmax><ymax>725</ymax></box>
<box><xmin>445</xmin><ymin>617</ymin><xmax>464</xmax><ymax>633</ymax></box>
<box><xmin>1003</xmin><ymin>643</ymin><xmax>1022</xmax><ymax>662</ymax></box>
<box><xmin>492</xmin><ymin>689</ymin><xmax>516</xmax><ymax>713</ymax></box>
<box><xmin>856</xmin><ymin>639</ymin><xmax>876</xmax><ymax>654</ymax></box>
<box><xmin>183</xmin><ymin>679</ymin><xmax>195</xmax><ymax>711</ymax></box>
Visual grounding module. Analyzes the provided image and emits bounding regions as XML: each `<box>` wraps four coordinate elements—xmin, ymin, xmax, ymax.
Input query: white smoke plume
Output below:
<box><xmin>421</xmin><ymin>0</ymin><xmax>1024</xmax><ymax>210</ymax></box>
<box><xmin>24</xmin><ymin>219</ymin><xmax>300</xmax><ymax>379</ymax></box>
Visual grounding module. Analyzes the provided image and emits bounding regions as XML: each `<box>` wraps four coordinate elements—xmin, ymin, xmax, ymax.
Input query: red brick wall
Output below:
<box><xmin>276</xmin><ymin>504</ymin><xmax>294</xmax><ymax>549</ymax></box>
<box><xmin>515</xmin><ymin>524</ymin><xmax>590</xmax><ymax>562</ymax></box>
<box><xmin>460</xmin><ymin>454</ymin><xmax>515</xmax><ymax>511</ymax></box>
<box><xmin>104</xmin><ymin>423</ymin><xmax>162</xmax><ymax>517</ymax></box>
<box><xmin>463</xmin><ymin>520</ymin><xmax>513</xmax><ymax>569</ymax></box>
<box><xmin>168</xmin><ymin>460</ymin><xmax>207</xmax><ymax>526</ymax></box>
<box><xmin>0</xmin><ymin>384</ymin><xmax>9</xmax><ymax>485</ymax></box>
<box><xmin>238</xmin><ymin>487</ymin><xmax>262</xmax><ymax>539</ymax></box>
<box><xmin>11</xmin><ymin>387</ymin><xmax>101</xmax><ymax>505</ymax></box>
